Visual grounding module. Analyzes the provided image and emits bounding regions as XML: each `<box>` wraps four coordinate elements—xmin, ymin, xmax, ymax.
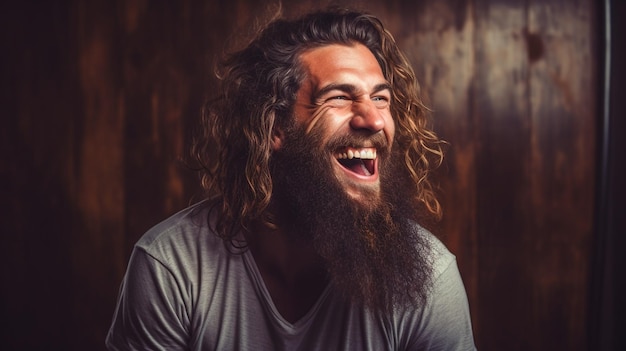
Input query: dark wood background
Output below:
<box><xmin>2</xmin><ymin>0</ymin><xmax>622</xmax><ymax>350</ymax></box>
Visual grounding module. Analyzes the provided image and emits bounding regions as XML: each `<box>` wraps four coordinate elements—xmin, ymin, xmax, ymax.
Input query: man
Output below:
<box><xmin>106</xmin><ymin>7</ymin><xmax>476</xmax><ymax>350</ymax></box>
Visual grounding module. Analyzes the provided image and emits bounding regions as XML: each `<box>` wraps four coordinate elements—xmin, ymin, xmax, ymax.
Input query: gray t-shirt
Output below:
<box><xmin>106</xmin><ymin>202</ymin><xmax>476</xmax><ymax>350</ymax></box>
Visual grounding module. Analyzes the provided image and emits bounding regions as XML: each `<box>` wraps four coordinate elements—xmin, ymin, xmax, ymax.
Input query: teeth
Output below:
<box><xmin>336</xmin><ymin>148</ymin><xmax>376</xmax><ymax>160</ymax></box>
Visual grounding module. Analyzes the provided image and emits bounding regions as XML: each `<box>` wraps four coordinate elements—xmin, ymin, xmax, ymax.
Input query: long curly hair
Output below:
<box><xmin>192</xmin><ymin>8</ymin><xmax>444</xmax><ymax>241</ymax></box>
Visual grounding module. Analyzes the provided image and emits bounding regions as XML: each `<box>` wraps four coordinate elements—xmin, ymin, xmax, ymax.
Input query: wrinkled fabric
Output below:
<box><xmin>106</xmin><ymin>202</ymin><xmax>476</xmax><ymax>350</ymax></box>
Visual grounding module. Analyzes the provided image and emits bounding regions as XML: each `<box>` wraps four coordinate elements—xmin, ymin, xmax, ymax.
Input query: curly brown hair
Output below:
<box><xmin>192</xmin><ymin>8</ymin><xmax>444</xmax><ymax>241</ymax></box>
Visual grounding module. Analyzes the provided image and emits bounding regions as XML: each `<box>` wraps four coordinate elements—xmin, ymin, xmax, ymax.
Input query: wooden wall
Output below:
<box><xmin>1</xmin><ymin>0</ymin><xmax>610</xmax><ymax>350</ymax></box>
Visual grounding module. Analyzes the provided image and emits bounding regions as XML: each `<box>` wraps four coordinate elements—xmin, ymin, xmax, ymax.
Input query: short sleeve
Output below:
<box><xmin>410</xmin><ymin>257</ymin><xmax>477</xmax><ymax>350</ymax></box>
<box><xmin>105</xmin><ymin>247</ymin><xmax>190</xmax><ymax>350</ymax></box>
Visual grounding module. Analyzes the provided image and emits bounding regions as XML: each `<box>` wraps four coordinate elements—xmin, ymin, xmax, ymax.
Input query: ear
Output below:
<box><xmin>271</xmin><ymin>126</ymin><xmax>284</xmax><ymax>151</ymax></box>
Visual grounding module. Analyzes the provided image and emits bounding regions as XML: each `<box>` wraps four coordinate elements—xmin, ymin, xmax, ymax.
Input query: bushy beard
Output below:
<box><xmin>270</xmin><ymin>126</ymin><xmax>434</xmax><ymax>314</ymax></box>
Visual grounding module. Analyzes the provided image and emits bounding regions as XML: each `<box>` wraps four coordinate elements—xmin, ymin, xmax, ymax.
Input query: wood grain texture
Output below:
<box><xmin>470</xmin><ymin>0</ymin><xmax>596</xmax><ymax>349</ymax></box>
<box><xmin>0</xmin><ymin>0</ymin><xmax>599</xmax><ymax>349</ymax></box>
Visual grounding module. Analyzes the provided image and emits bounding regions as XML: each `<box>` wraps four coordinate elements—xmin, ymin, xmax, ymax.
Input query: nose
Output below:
<box><xmin>349</xmin><ymin>100</ymin><xmax>385</xmax><ymax>133</ymax></box>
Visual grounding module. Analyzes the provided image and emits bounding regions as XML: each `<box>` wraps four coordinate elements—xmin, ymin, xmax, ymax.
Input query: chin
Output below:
<box><xmin>343</xmin><ymin>184</ymin><xmax>382</xmax><ymax>210</ymax></box>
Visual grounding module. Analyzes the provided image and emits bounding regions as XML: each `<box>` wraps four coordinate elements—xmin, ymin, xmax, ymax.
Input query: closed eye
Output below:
<box><xmin>372</xmin><ymin>95</ymin><xmax>390</xmax><ymax>108</ymax></box>
<box><xmin>324</xmin><ymin>95</ymin><xmax>352</xmax><ymax>107</ymax></box>
<box><xmin>315</xmin><ymin>83</ymin><xmax>391</xmax><ymax>109</ymax></box>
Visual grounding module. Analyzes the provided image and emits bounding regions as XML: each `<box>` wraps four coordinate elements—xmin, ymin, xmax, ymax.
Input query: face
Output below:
<box><xmin>279</xmin><ymin>43</ymin><xmax>395</xmax><ymax>204</ymax></box>
<box><xmin>269</xmin><ymin>45</ymin><xmax>433</xmax><ymax>312</ymax></box>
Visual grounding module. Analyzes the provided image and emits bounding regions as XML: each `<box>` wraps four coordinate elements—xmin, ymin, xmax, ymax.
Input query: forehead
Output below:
<box><xmin>298</xmin><ymin>43</ymin><xmax>385</xmax><ymax>86</ymax></box>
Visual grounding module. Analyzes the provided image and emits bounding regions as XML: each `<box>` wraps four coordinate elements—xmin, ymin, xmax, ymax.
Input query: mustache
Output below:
<box><xmin>324</xmin><ymin>132</ymin><xmax>389</xmax><ymax>154</ymax></box>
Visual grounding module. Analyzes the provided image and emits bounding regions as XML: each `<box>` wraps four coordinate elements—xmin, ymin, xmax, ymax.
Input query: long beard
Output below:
<box><xmin>270</xmin><ymin>127</ymin><xmax>434</xmax><ymax>313</ymax></box>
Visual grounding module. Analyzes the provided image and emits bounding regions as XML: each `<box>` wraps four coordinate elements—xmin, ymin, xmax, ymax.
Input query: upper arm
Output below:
<box><xmin>106</xmin><ymin>248</ymin><xmax>190</xmax><ymax>351</ymax></box>
<box><xmin>407</xmin><ymin>258</ymin><xmax>477</xmax><ymax>351</ymax></box>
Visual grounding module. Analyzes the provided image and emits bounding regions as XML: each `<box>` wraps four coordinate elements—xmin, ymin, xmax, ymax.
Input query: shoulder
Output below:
<box><xmin>403</xmin><ymin>224</ymin><xmax>477</xmax><ymax>350</ymax></box>
<box><xmin>106</xmin><ymin>201</ymin><xmax>224</xmax><ymax>350</ymax></box>
<box><xmin>133</xmin><ymin>200</ymin><xmax>227</xmax><ymax>270</ymax></box>
<box><xmin>414</xmin><ymin>224</ymin><xmax>457</xmax><ymax>281</ymax></box>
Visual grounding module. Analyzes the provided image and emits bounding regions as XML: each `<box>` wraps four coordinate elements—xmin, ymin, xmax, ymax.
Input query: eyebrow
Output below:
<box><xmin>312</xmin><ymin>82</ymin><xmax>392</xmax><ymax>104</ymax></box>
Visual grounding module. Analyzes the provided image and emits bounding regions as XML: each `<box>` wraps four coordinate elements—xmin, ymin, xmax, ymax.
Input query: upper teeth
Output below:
<box><xmin>336</xmin><ymin>148</ymin><xmax>376</xmax><ymax>160</ymax></box>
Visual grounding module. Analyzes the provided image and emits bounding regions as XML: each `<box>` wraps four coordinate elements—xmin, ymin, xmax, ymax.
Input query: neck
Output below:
<box><xmin>244</xmin><ymin>220</ymin><xmax>328</xmax><ymax>323</ymax></box>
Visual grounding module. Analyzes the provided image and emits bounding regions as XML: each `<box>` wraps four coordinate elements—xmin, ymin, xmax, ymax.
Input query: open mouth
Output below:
<box><xmin>335</xmin><ymin>147</ymin><xmax>377</xmax><ymax>177</ymax></box>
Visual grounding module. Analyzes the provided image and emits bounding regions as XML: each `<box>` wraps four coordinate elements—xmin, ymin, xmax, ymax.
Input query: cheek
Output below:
<box><xmin>304</xmin><ymin>108</ymin><xmax>350</xmax><ymax>143</ymax></box>
<box><xmin>300</xmin><ymin>105</ymin><xmax>335</xmax><ymax>135</ymax></box>
<box><xmin>384</xmin><ymin>113</ymin><xmax>396</xmax><ymax>144</ymax></box>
